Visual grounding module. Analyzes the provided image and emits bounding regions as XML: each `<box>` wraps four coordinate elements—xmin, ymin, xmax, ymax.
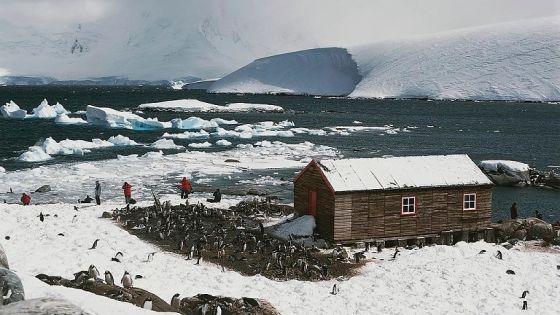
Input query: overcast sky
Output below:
<box><xmin>1</xmin><ymin>0</ymin><xmax>558</xmax><ymax>45</ymax></box>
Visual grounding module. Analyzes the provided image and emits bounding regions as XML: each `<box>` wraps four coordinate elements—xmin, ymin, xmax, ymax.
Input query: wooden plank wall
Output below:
<box><xmin>293</xmin><ymin>165</ymin><xmax>335</xmax><ymax>240</ymax></box>
<box><xmin>332</xmin><ymin>186</ymin><xmax>493</xmax><ymax>242</ymax></box>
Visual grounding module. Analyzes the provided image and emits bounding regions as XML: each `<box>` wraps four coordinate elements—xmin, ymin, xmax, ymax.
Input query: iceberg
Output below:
<box><xmin>1</xmin><ymin>101</ymin><xmax>27</xmax><ymax>119</ymax></box>
<box><xmin>86</xmin><ymin>105</ymin><xmax>171</xmax><ymax>130</ymax></box>
<box><xmin>138</xmin><ymin>99</ymin><xmax>284</xmax><ymax>113</ymax></box>
<box><xmin>29</xmin><ymin>99</ymin><xmax>70</xmax><ymax>118</ymax></box>
<box><xmin>479</xmin><ymin>160</ymin><xmax>531</xmax><ymax>186</ymax></box>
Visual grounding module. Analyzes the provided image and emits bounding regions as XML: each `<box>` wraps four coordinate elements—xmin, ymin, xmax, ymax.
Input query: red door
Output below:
<box><xmin>308</xmin><ymin>191</ymin><xmax>317</xmax><ymax>216</ymax></box>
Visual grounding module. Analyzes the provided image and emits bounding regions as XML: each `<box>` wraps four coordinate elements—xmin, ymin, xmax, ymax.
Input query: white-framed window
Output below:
<box><xmin>401</xmin><ymin>196</ymin><xmax>416</xmax><ymax>215</ymax></box>
<box><xmin>463</xmin><ymin>193</ymin><xmax>476</xmax><ymax>210</ymax></box>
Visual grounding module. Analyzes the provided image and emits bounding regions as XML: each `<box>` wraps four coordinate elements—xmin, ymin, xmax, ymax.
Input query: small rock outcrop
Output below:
<box><xmin>0</xmin><ymin>268</ymin><xmax>25</xmax><ymax>305</ymax></box>
<box><xmin>35</xmin><ymin>185</ymin><xmax>52</xmax><ymax>193</ymax></box>
<box><xmin>0</xmin><ymin>298</ymin><xmax>90</xmax><ymax>315</ymax></box>
<box><xmin>179</xmin><ymin>294</ymin><xmax>281</xmax><ymax>315</ymax></box>
<box><xmin>493</xmin><ymin>218</ymin><xmax>555</xmax><ymax>242</ymax></box>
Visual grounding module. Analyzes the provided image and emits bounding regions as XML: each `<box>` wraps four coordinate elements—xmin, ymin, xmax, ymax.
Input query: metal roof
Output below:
<box><xmin>316</xmin><ymin>154</ymin><xmax>492</xmax><ymax>192</ymax></box>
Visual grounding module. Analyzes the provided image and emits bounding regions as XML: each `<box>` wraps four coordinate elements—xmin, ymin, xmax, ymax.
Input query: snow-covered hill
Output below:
<box><xmin>208</xmin><ymin>48</ymin><xmax>361</xmax><ymax>96</ymax></box>
<box><xmin>349</xmin><ymin>16</ymin><xmax>560</xmax><ymax>101</ymax></box>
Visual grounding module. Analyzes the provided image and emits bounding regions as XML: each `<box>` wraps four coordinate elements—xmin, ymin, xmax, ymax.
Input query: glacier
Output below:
<box><xmin>349</xmin><ymin>16</ymin><xmax>560</xmax><ymax>101</ymax></box>
<box><xmin>208</xmin><ymin>48</ymin><xmax>362</xmax><ymax>96</ymax></box>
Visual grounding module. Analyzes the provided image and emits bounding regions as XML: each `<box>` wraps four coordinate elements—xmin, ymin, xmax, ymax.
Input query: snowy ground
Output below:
<box><xmin>1</xmin><ymin>196</ymin><xmax>558</xmax><ymax>315</ymax></box>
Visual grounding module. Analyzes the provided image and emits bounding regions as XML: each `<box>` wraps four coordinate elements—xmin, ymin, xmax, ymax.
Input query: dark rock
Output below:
<box><xmin>527</xmin><ymin>221</ymin><xmax>555</xmax><ymax>241</ymax></box>
<box><xmin>506</xmin><ymin>269</ymin><xmax>516</xmax><ymax>275</ymax></box>
<box><xmin>225</xmin><ymin>159</ymin><xmax>240</xmax><ymax>163</ymax></box>
<box><xmin>246</xmin><ymin>189</ymin><xmax>264</xmax><ymax>196</ymax></box>
<box><xmin>511</xmin><ymin>229</ymin><xmax>527</xmax><ymax>241</ymax></box>
<box><xmin>0</xmin><ymin>268</ymin><xmax>25</xmax><ymax>305</ymax></box>
<box><xmin>0</xmin><ymin>298</ymin><xmax>90</xmax><ymax>314</ymax></box>
<box><xmin>35</xmin><ymin>185</ymin><xmax>51</xmax><ymax>193</ymax></box>
<box><xmin>101</xmin><ymin>212</ymin><xmax>112</xmax><ymax>219</ymax></box>
<box><xmin>179</xmin><ymin>295</ymin><xmax>280</xmax><ymax>315</ymax></box>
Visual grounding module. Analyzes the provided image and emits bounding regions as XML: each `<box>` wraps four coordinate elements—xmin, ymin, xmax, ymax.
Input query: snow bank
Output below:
<box><xmin>29</xmin><ymin>99</ymin><xmax>70</xmax><ymax>118</ymax></box>
<box><xmin>17</xmin><ymin>136</ymin><xmax>138</xmax><ymax>162</ymax></box>
<box><xmin>183</xmin><ymin>78</ymin><xmax>219</xmax><ymax>90</ymax></box>
<box><xmin>2</xmin><ymin>203</ymin><xmax>558</xmax><ymax>315</ymax></box>
<box><xmin>54</xmin><ymin>114</ymin><xmax>88</xmax><ymax>125</ymax></box>
<box><xmin>0</xmin><ymin>100</ymin><xmax>27</xmax><ymax>119</ymax></box>
<box><xmin>86</xmin><ymin>105</ymin><xmax>171</xmax><ymax>130</ymax></box>
<box><xmin>150</xmin><ymin>139</ymin><xmax>184</xmax><ymax>150</ymax></box>
<box><xmin>209</xmin><ymin>47</ymin><xmax>361</xmax><ymax>96</ymax></box>
<box><xmin>350</xmin><ymin>16</ymin><xmax>560</xmax><ymax>101</ymax></box>
<box><xmin>271</xmin><ymin>215</ymin><xmax>316</xmax><ymax>240</ymax></box>
<box><xmin>0</xmin><ymin>166</ymin><xmax>5</xmax><ymax>173</ymax></box>
<box><xmin>188</xmin><ymin>141</ymin><xmax>212</xmax><ymax>148</ymax></box>
<box><xmin>138</xmin><ymin>99</ymin><xmax>284</xmax><ymax>113</ymax></box>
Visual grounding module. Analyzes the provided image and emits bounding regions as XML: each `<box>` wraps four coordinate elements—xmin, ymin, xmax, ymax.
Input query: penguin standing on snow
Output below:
<box><xmin>89</xmin><ymin>239</ymin><xmax>100</xmax><ymax>250</ymax></box>
<box><xmin>104</xmin><ymin>271</ymin><xmax>114</xmax><ymax>286</ymax></box>
<box><xmin>171</xmin><ymin>293</ymin><xmax>181</xmax><ymax>308</ymax></box>
<box><xmin>496</xmin><ymin>250</ymin><xmax>503</xmax><ymax>260</ymax></box>
<box><xmin>331</xmin><ymin>283</ymin><xmax>339</xmax><ymax>295</ymax></box>
<box><xmin>142</xmin><ymin>297</ymin><xmax>153</xmax><ymax>310</ymax></box>
<box><xmin>88</xmin><ymin>265</ymin><xmax>100</xmax><ymax>279</ymax></box>
<box><xmin>121</xmin><ymin>271</ymin><xmax>133</xmax><ymax>288</ymax></box>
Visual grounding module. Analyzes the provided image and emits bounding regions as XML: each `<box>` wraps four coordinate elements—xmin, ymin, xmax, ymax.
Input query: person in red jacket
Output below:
<box><xmin>180</xmin><ymin>177</ymin><xmax>192</xmax><ymax>199</ymax></box>
<box><xmin>21</xmin><ymin>193</ymin><xmax>31</xmax><ymax>205</ymax></box>
<box><xmin>122</xmin><ymin>182</ymin><xmax>132</xmax><ymax>204</ymax></box>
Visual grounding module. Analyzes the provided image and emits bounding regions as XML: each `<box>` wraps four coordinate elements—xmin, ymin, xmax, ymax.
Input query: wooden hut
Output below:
<box><xmin>294</xmin><ymin>154</ymin><xmax>493</xmax><ymax>242</ymax></box>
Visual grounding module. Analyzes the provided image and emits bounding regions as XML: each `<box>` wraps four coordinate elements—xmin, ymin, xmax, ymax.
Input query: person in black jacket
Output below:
<box><xmin>207</xmin><ymin>189</ymin><xmax>222</xmax><ymax>203</ymax></box>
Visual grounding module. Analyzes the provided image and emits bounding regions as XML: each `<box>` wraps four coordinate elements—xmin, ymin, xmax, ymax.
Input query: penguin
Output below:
<box><xmin>331</xmin><ymin>283</ymin><xmax>339</xmax><ymax>295</ymax></box>
<box><xmin>89</xmin><ymin>239</ymin><xmax>100</xmax><ymax>250</ymax></box>
<box><xmin>478</xmin><ymin>250</ymin><xmax>486</xmax><ymax>254</ymax></box>
<box><xmin>392</xmin><ymin>248</ymin><xmax>400</xmax><ymax>260</ymax></box>
<box><xmin>146</xmin><ymin>252</ymin><xmax>156</xmax><ymax>262</ymax></box>
<box><xmin>377</xmin><ymin>243</ymin><xmax>382</xmax><ymax>253</ymax></box>
<box><xmin>104</xmin><ymin>271</ymin><xmax>115</xmax><ymax>286</ymax></box>
<box><xmin>114</xmin><ymin>252</ymin><xmax>124</xmax><ymax>261</ymax></box>
<box><xmin>72</xmin><ymin>215</ymin><xmax>77</xmax><ymax>223</ymax></box>
<box><xmin>170</xmin><ymin>293</ymin><xmax>181</xmax><ymax>308</ymax></box>
<box><xmin>520</xmin><ymin>290</ymin><xmax>529</xmax><ymax>298</ymax></box>
<box><xmin>496</xmin><ymin>251</ymin><xmax>503</xmax><ymax>260</ymax></box>
<box><xmin>522</xmin><ymin>300</ymin><xmax>528</xmax><ymax>310</ymax></box>
<box><xmin>121</xmin><ymin>271</ymin><xmax>133</xmax><ymax>288</ymax></box>
<box><xmin>215</xmin><ymin>305</ymin><xmax>222</xmax><ymax>315</ymax></box>
<box><xmin>39</xmin><ymin>212</ymin><xmax>44</xmax><ymax>222</ymax></box>
<box><xmin>74</xmin><ymin>206</ymin><xmax>78</xmax><ymax>211</ymax></box>
<box><xmin>556</xmin><ymin>265</ymin><xmax>560</xmax><ymax>270</ymax></box>
<box><xmin>142</xmin><ymin>297</ymin><xmax>152</xmax><ymax>310</ymax></box>
<box><xmin>88</xmin><ymin>265</ymin><xmax>100</xmax><ymax>279</ymax></box>
<box><xmin>506</xmin><ymin>269</ymin><xmax>516</xmax><ymax>275</ymax></box>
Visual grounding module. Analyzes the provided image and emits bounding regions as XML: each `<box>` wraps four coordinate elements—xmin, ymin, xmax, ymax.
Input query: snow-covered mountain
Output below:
<box><xmin>0</xmin><ymin>3</ymin><xmax>315</xmax><ymax>81</ymax></box>
<box><xmin>207</xmin><ymin>16</ymin><xmax>560</xmax><ymax>101</ymax></box>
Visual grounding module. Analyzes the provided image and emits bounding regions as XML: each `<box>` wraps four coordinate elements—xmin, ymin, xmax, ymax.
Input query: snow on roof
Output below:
<box><xmin>315</xmin><ymin>154</ymin><xmax>492</xmax><ymax>192</ymax></box>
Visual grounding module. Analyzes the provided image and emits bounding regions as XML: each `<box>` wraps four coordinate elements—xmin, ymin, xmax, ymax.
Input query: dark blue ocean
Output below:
<box><xmin>0</xmin><ymin>86</ymin><xmax>558</xmax><ymax>221</ymax></box>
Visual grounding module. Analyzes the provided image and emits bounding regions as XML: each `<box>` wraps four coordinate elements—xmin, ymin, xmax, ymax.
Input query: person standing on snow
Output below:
<box><xmin>95</xmin><ymin>181</ymin><xmax>102</xmax><ymax>205</ymax></box>
<box><xmin>122</xmin><ymin>182</ymin><xmax>132</xmax><ymax>204</ymax></box>
<box><xmin>21</xmin><ymin>193</ymin><xmax>31</xmax><ymax>206</ymax></box>
<box><xmin>180</xmin><ymin>177</ymin><xmax>192</xmax><ymax>199</ymax></box>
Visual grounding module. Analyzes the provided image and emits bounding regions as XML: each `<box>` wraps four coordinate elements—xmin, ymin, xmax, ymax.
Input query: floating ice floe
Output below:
<box><xmin>54</xmin><ymin>114</ymin><xmax>88</xmax><ymax>125</ymax></box>
<box><xmin>162</xmin><ymin>130</ymin><xmax>210</xmax><ymax>140</ymax></box>
<box><xmin>171</xmin><ymin>117</ymin><xmax>219</xmax><ymax>130</ymax></box>
<box><xmin>138</xmin><ymin>99</ymin><xmax>284</xmax><ymax>113</ymax></box>
<box><xmin>215</xmin><ymin>139</ymin><xmax>232</xmax><ymax>146</ymax></box>
<box><xmin>18</xmin><ymin>135</ymin><xmax>138</xmax><ymax>162</ymax></box>
<box><xmin>188</xmin><ymin>141</ymin><xmax>212</xmax><ymax>148</ymax></box>
<box><xmin>1</xmin><ymin>101</ymin><xmax>27</xmax><ymax>119</ymax></box>
<box><xmin>150</xmin><ymin>139</ymin><xmax>184</xmax><ymax>150</ymax></box>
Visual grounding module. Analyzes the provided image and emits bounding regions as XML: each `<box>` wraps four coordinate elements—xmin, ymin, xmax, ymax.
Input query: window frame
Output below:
<box><xmin>463</xmin><ymin>193</ymin><xmax>477</xmax><ymax>210</ymax></box>
<box><xmin>401</xmin><ymin>196</ymin><xmax>417</xmax><ymax>216</ymax></box>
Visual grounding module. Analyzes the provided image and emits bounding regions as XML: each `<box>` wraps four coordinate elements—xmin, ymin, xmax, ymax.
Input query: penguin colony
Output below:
<box><xmin>113</xmin><ymin>198</ymin><xmax>362</xmax><ymax>281</ymax></box>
